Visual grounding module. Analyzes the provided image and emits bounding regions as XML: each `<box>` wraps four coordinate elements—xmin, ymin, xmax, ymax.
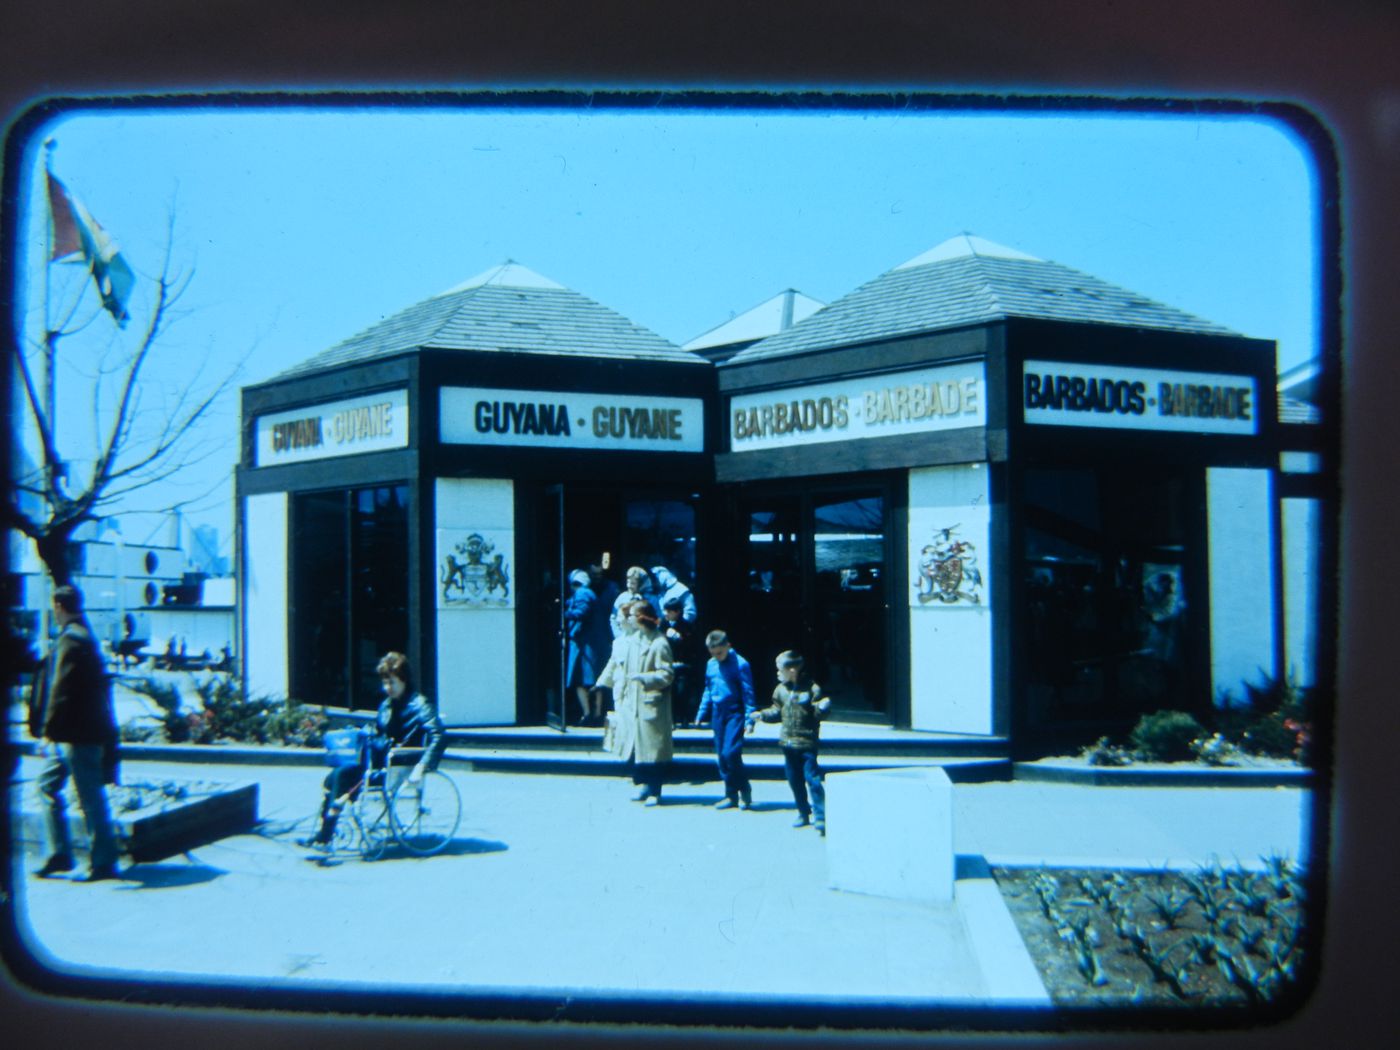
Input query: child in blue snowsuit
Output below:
<box><xmin>694</xmin><ymin>629</ymin><xmax>756</xmax><ymax>809</ymax></box>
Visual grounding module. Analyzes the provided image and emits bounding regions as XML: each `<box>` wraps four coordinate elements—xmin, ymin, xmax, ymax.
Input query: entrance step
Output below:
<box><xmin>439</xmin><ymin>723</ymin><xmax>1011</xmax><ymax>783</ymax></box>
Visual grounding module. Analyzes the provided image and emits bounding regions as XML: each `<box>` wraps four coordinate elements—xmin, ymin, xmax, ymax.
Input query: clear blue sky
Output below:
<box><xmin>12</xmin><ymin>101</ymin><xmax>1319</xmax><ymax>546</ymax></box>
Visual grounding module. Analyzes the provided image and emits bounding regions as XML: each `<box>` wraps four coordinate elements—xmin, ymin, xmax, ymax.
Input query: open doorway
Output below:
<box><xmin>738</xmin><ymin>484</ymin><xmax>891</xmax><ymax>723</ymax></box>
<box><xmin>538</xmin><ymin>485</ymin><xmax>701</xmax><ymax>730</ymax></box>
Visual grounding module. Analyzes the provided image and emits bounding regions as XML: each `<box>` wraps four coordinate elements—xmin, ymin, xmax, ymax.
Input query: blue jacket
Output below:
<box><xmin>696</xmin><ymin>650</ymin><xmax>756</xmax><ymax>723</ymax></box>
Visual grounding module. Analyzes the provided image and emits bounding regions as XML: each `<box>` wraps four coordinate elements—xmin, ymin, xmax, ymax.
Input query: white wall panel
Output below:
<box><xmin>434</xmin><ymin>478</ymin><xmax>516</xmax><ymax>724</ymax></box>
<box><xmin>243</xmin><ymin>493</ymin><xmax>288</xmax><ymax>699</ymax></box>
<box><xmin>1281</xmin><ymin>497</ymin><xmax>1319</xmax><ymax>688</ymax></box>
<box><xmin>1207</xmin><ymin>468</ymin><xmax>1278</xmax><ymax>703</ymax></box>
<box><xmin>907</xmin><ymin>465</ymin><xmax>994</xmax><ymax>734</ymax></box>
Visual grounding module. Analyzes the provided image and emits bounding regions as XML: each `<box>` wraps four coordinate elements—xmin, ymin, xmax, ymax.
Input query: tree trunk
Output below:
<box><xmin>34</xmin><ymin>528</ymin><xmax>76</xmax><ymax>587</ymax></box>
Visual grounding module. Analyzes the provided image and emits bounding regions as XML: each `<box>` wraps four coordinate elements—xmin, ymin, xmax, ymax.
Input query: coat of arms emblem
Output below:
<box><xmin>915</xmin><ymin>524</ymin><xmax>983</xmax><ymax>605</ymax></box>
<box><xmin>441</xmin><ymin>532</ymin><xmax>511</xmax><ymax>605</ymax></box>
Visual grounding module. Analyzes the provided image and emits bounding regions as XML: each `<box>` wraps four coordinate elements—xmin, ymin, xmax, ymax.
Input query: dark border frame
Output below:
<box><xmin>2</xmin><ymin>87</ymin><xmax>1342</xmax><ymax>1036</ymax></box>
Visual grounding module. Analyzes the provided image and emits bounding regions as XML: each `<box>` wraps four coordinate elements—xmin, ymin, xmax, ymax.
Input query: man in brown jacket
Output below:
<box><xmin>31</xmin><ymin>584</ymin><xmax>122</xmax><ymax>881</ymax></box>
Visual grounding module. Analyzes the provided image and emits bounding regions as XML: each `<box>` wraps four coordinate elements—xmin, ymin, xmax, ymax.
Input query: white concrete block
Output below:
<box><xmin>826</xmin><ymin>766</ymin><xmax>955</xmax><ymax>904</ymax></box>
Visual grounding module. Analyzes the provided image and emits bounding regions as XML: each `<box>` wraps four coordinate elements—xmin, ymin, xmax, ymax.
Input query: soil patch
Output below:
<box><xmin>992</xmin><ymin>864</ymin><xmax>1304</xmax><ymax>1008</ymax></box>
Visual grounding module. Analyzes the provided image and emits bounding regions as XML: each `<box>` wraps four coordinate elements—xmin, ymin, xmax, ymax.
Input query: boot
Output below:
<box><xmin>299</xmin><ymin>803</ymin><xmax>340</xmax><ymax>848</ymax></box>
<box><xmin>35</xmin><ymin>853</ymin><xmax>75</xmax><ymax>878</ymax></box>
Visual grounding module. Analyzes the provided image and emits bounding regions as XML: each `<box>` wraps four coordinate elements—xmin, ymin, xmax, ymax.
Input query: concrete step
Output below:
<box><xmin>428</xmin><ymin>722</ymin><xmax>1012</xmax><ymax>782</ymax></box>
<box><xmin>436</xmin><ymin>724</ymin><xmax>1011</xmax><ymax>759</ymax></box>
<box><xmin>450</xmin><ymin>746</ymin><xmax>1011</xmax><ymax>783</ymax></box>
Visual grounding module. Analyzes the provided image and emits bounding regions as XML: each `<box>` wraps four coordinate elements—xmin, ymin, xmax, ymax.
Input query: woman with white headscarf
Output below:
<box><xmin>597</xmin><ymin>598</ymin><xmax>675</xmax><ymax>805</ymax></box>
<box><xmin>650</xmin><ymin>565</ymin><xmax>697</xmax><ymax>625</ymax></box>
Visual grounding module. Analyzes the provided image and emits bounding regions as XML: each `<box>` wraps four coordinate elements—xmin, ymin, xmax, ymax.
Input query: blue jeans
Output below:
<box><xmin>712</xmin><ymin>708</ymin><xmax>751</xmax><ymax>800</ymax></box>
<box><xmin>783</xmin><ymin>748</ymin><xmax>824</xmax><ymax>823</ymax></box>
<box><xmin>39</xmin><ymin>743</ymin><xmax>119</xmax><ymax>869</ymax></box>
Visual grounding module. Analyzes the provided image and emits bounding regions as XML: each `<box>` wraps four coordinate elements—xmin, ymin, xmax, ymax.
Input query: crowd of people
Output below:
<box><xmin>26</xmin><ymin>571</ymin><xmax>830</xmax><ymax>883</ymax></box>
<box><xmin>568</xmin><ymin>563</ymin><xmax>829</xmax><ymax>833</ymax></box>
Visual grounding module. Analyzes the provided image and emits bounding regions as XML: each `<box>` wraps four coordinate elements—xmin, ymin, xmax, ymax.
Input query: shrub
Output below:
<box><xmin>1190</xmin><ymin>733</ymin><xmax>1243</xmax><ymax>766</ymax></box>
<box><xmin>1129</xmin><ymin>710</ymin><xmax>1205</xmax><ymax>762</ymax></box>
<box><xmin>121</xmin><ymin>674</ymin><xmax>191</xmax><ymax>742</ymax></box>
<box><xmin>1079</xmin><ymin>735</ymin><xmax>1135</xmax><ymax>766</ymax></box>
<box><xmin>119</xmin><ymin>672</ymin><xmax>329</xmax><ymax>748</ymax></box>
<box><xmin>190</xmin><ymin>674</ymin><xmax>273</xmax><ymax>743</ymax></box>
<box><xmin>118</xmin><ymin>719</ymin><xmax>161</xmax><ymax>743</ymax></box>
<box><xmin>264</xmin><ymin>697</ymin><xmax>331</xmax><ymax>748</ymax></box>
<box><xmin>1219</xmin><ymin>672</ymin><xmax>1314</xmax><ymax>765</ymax></box>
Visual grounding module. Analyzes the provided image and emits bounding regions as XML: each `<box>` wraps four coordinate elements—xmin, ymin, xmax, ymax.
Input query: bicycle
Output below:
<box><xmin>318</xmin><ymin>727</ymin><xmax>462</xmax><ymax>860</ymax></box>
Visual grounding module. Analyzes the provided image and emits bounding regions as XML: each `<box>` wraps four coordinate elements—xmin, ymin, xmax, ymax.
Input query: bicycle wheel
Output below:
<box><xmin>355</xmin><ymin>789</ymin><xmax>393</xmax><ymax>861</ymax></box>
<box><xmin>390</xmin><ymin>770</ymin><xmax>461</xmax><ymax>855</ymax></box>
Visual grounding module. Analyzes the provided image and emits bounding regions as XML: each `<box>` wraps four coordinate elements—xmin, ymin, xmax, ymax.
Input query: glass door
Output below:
<box><xmin>290</xmin><ymin>484</ymin><xmax>408</xmax><ymax>710</ymax></box>
<box><xmin>811</xmin><ymin>493</ymin><xmax>887</xmax><ymax>719</ymax></box>
<box><xmin>741</xmin><ymin>487</ymin><xmax>890</xmax><ymax>721</ymax></box>
<box><xmin>543</xmin><ymin>484</ymin><xmax>567</xmax><ymax>732</ymax></box>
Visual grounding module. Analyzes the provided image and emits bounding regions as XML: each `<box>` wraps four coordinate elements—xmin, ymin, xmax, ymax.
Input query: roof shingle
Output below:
<box><xmin>725</xmin><ymin>236</ymin><xmax>1241</xmax><ymax>364</ymax></box>
<box><xmin>275</xmin><ymin>262</ymin><xmax>704</xmax><ymax>379</ymax></box>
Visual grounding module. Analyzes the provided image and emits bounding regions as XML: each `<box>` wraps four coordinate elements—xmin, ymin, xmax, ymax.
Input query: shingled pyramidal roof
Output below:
<box><xmin>276</xmin><ymin>261</ymin><xmax>705</xmax><ymax>379</ymax></box>
<box><xmin>725</xmin><ymin>235</ymin><xmax>1241</xmax><ymax>365</ymax></box>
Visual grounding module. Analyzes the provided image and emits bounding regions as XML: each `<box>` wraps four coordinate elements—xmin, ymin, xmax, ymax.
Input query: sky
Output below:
<box><xmin>10</xmin><ymin>100</ymin><xmax>1321</xmax><ymax>551</ymax></box>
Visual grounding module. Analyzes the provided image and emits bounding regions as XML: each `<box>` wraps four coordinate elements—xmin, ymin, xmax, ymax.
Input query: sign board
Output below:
<box><xmin>441</xmin><ymin>387</ymin><xmax>705</xmax><ymax>453</ymax></box>
<box><xmin>728</xmin><ymin>363</ymin><xmax>986</xmax><ymax>454</ymax></box>
<box><xmin>1022</xmin><ymin>360</ymin><xmax>1258</xmax><ymax>435</ymax></box>
<box><xmin>255</xmin><ymin>390</ymin><xmax>409</xmax><ymax>466</ymax></box>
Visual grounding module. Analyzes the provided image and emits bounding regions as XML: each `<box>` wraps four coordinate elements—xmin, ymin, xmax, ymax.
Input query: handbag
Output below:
<box><xmin>601</xmin><ymin>711</ymin><xmax>617</xmax><ymax>753</ymax></box>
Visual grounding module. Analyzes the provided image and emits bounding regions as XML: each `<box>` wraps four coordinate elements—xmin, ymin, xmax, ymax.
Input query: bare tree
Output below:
<box><xmin>7</xmin><ymin>210</ymin><xmax>239</xmax><ymax>587</ymax></box>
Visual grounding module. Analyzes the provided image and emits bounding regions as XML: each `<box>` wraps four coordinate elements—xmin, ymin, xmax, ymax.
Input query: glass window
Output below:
<box><xmin>291</xmin><ymin>484</ymin><xmax>408</xmax><ymax>710</ymax></box>
<box><xmin>624</xmin><ymin>499</ymin><xmax>697</xmax><ymax>582</ymax></box>
<box><xmin>812</xmin><ymin>494</ymin><xmax>886</xmax><ymax>717</ymax></box>
<box><xmin>746</xmin><ymin>501</ymin><xmax>800</xmax><ymax>597</ymax></box>
<box><xmin>1023</xmin><ymin>467</ymin><xmax>1194</xmax><ymax>728</ymax></box>
<box><xmin>351</xmin><ymin>485</ymin><xmax>409</xmax><ymax>704</ymax></box>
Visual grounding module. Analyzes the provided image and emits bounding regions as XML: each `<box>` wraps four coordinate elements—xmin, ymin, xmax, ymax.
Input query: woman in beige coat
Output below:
<box><xmin>598</xmin><ymin>598</ymin><xmax>675</xmax><ymax>805</ymax></box>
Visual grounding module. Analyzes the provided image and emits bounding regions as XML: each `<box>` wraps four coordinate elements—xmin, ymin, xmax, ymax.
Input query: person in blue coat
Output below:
<box><xmin>694</xmin><ymin>629</ymin><xmax>757</xmax><ymax>809</ymax></box>
<box><xmin>565</xmin><ymin>569</ymin><xmax>612</xmax><ymax>726</ymax></box>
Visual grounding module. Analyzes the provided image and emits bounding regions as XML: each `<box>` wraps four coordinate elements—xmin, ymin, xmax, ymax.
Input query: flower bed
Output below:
<box><xmin>994</xmin><ymin>859</ymin><xmax>1306</xmax><ymax>1007</ymax></box>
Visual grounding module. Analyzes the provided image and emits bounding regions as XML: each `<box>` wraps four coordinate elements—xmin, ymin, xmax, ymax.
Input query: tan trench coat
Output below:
<box><xmin>599</xmin><ymin>630</ymin><xmax>675</xmax><ymax>764</ymax></box>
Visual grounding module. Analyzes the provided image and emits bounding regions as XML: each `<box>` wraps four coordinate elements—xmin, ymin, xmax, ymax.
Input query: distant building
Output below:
<box><xmin>683</xmin><ymin>288</ymin><xmax>825</xmax><ymax>363</ymax></box>
<box><xmin>10</xmin><ymin>514</ymin><xmax>236</xmax><ymax>668</ymax></box>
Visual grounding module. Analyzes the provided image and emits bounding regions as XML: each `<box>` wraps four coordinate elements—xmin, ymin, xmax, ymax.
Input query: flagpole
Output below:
<box><xmin>40</xmin><ymin>137</ymin><xmax>57</xmax><ymax>631</ymax></box>
<box><xmin>41</xmin><ymin>139</ymin><xmax>58</xmax><ymax>493</ymax></box>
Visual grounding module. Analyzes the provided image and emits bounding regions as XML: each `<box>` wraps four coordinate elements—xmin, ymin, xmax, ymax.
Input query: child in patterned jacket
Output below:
<box><xmin>751</xmin><ymin>650</ymin><xmax>830</xmax><ymax>834</ymax></box>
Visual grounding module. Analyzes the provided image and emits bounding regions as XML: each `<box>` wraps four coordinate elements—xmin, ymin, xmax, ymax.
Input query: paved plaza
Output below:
<box><xmin>8</xmin><ymin>755</ymin><xmax>1312</xmax><ymax>1019</ymax></box>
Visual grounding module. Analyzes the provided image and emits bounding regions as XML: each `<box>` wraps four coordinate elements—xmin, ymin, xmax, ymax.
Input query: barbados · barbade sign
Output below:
<box><xmin>440</xmin><ymin>386</ymin><xmax>705</xmax><ymax>453</ymax></box>
<box><xmin>1022</xmin><ymin>360</ymin><xmax>1259</xmax><ymax>435</ymax></box>
<box><xmin>255</xmin><ymin>390</ymin><xmax>409</xmax><ymax>466</ymax></box>
<box><xmin>727</xmin><ymin>362</ymin><xmax>986</xmax><ymax>453</ymax></box>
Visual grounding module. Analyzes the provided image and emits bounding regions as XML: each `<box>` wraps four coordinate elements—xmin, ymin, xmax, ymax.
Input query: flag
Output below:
<box><xmin>46</xmin><ymin>171</ymin><xmax>135</xmax><ymax>327</ymax></box>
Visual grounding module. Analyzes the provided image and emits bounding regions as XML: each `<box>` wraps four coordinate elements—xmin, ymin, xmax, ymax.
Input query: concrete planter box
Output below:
<box><xmin>825</xmin><ymin>766</ymin><xmax>955</xmax><ymax>905</ymax></box>
<box><xmin>116</xmin><ymin>779</ymin><xmax>260</xmax><ymax>862</ymax></box>
<box><xmin>21</xmin><ymin>778</ymin><xmax>259</xmax><ymax>863</ymax></box>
